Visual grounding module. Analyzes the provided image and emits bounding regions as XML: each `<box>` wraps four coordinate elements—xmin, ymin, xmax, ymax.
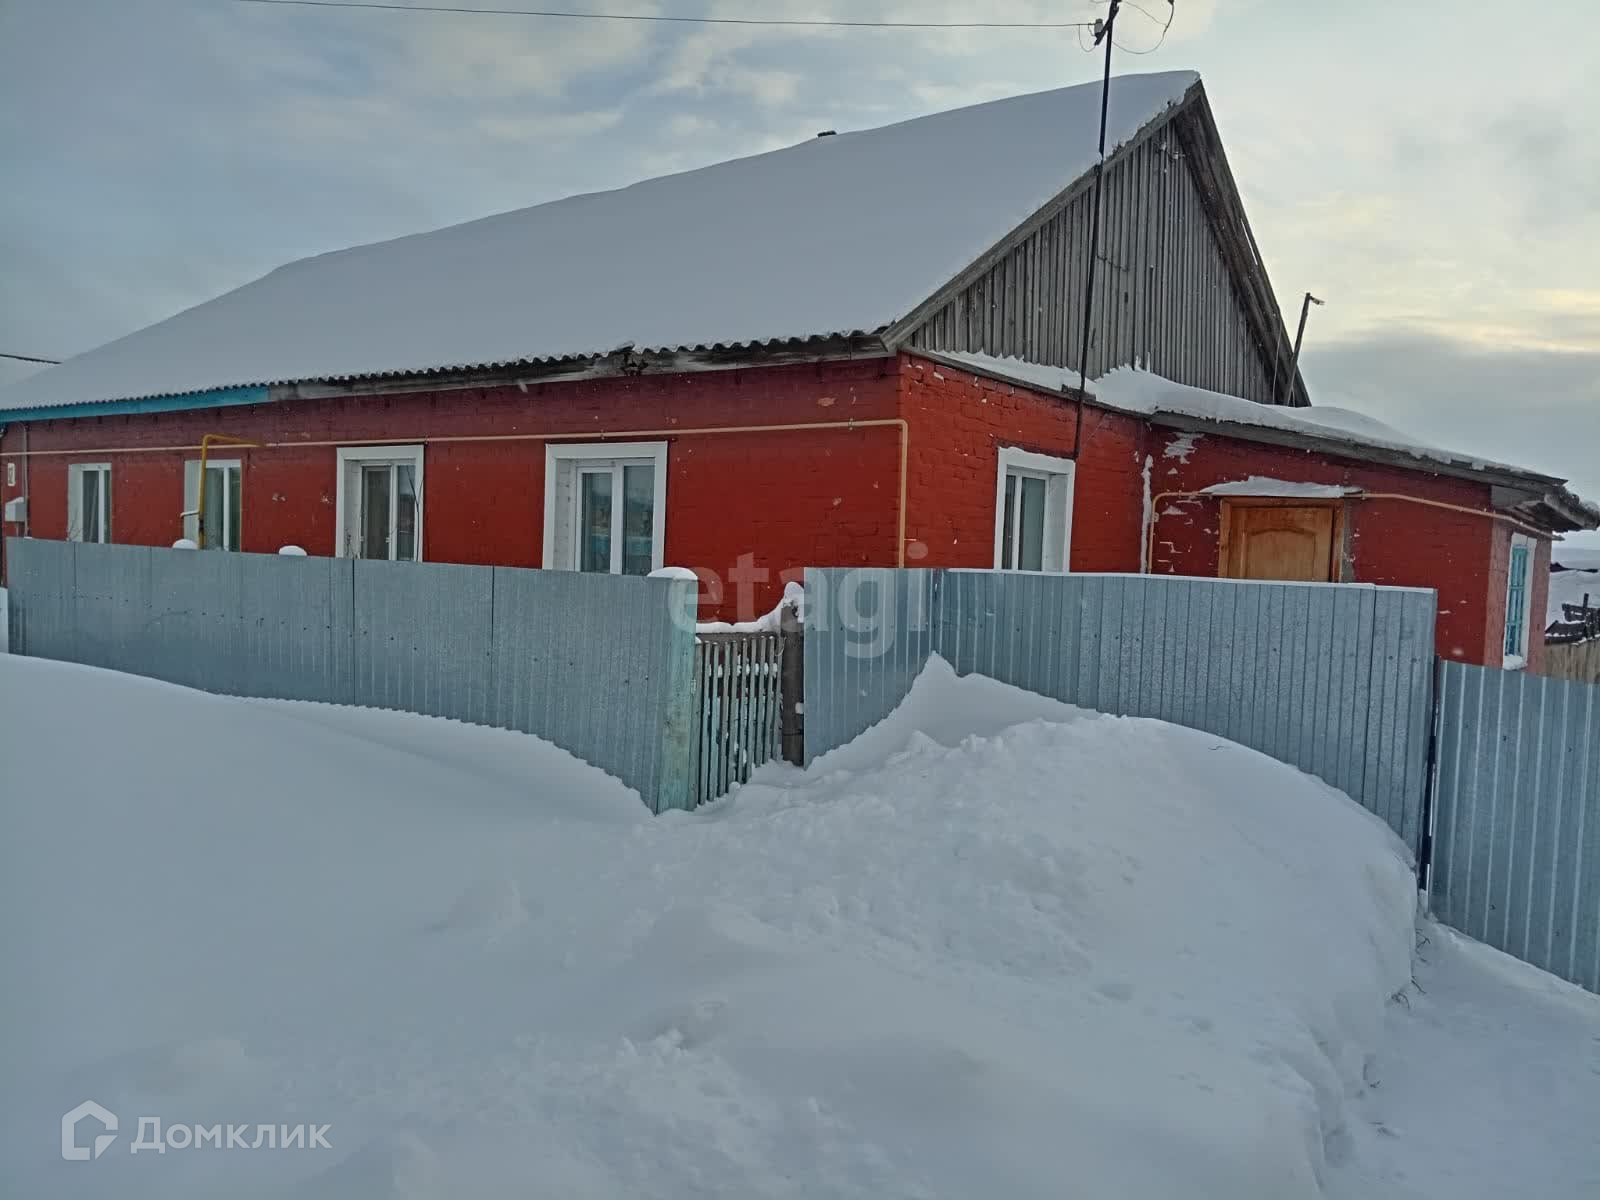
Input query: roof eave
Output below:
<box><xmin>1148</xmin><ymin>410</ymin><xmax>1566</xmax><ymax>496</ymax></box>
<box><xmin>0</xmin><ymin>333</ymin><xmax>894</xmax><ymax>422</ymax></box>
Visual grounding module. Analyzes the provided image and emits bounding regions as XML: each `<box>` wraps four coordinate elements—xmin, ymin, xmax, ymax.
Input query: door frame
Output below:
<box><xmin>1216</xmin><ymin>497</ymin><xmax>1347</xmax><ymax>582</ymax></box>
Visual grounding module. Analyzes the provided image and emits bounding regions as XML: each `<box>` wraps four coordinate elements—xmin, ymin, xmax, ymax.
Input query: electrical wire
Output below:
<box><xmin>0</xmin><ymin>353</ymin><xmax>60</xmax><ymax>365</ymax></box>
<box><xmin>1111</xmin><ymin>0</ymin><xmax>1173</xmax><ymax>54</ymax></box>
<box><xmin>232</xmin><ymin>0</ymin><xmax>1097</xmax><ymax>30</ymax></box>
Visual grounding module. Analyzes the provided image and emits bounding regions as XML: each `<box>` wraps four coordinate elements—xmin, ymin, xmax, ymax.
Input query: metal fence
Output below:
<box><xmin>1430</xmin><ymin>662</ymin><xmax>1600</xmax><ymax>991</ymax></box>
<box><xmin>5</xmin><ymin>539</ymin><xmax>699</xmax><ymax>813</ymax></box>
<box><xmin>690</xmin><ymin>633</ymin><xmax>786</xmax><ymax>807</ymax></box>
<box><xmin>805</xmin><ymin>568</ymin><xmax>1438</xmax><ymax>854</ymax></box>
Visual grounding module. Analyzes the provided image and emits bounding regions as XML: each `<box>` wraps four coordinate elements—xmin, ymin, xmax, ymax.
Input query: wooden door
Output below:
<box><xmin>1219</xmin><ymin>501</ymin><xmax>1340</xmax><ymax>582</ymax></box>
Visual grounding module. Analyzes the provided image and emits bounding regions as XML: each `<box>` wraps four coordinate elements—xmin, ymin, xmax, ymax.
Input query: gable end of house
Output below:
<box><xmin>890</xmin><ymin>83</ymin><xmax>1308</xmax><ymax>408</ymax></box>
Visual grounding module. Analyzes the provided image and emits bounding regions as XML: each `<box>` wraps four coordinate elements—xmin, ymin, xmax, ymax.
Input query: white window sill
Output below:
<box><xmin>1502</xmin><ymin>654</ymin><xmax>1527</xmax><ymax>672</ymax></box>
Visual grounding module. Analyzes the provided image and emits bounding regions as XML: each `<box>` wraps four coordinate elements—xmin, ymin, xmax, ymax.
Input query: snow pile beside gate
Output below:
<box><xmin>1</xmin><ymin>653</ymin><xmax>1415</xmax><ymax>1199</ymax></box>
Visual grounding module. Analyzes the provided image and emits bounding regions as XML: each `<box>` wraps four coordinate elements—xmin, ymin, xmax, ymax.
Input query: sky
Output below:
<box><xmin>1</xmin><ymin>0</ymin><xmax>1596</xmax><ymax>547</ymax></box>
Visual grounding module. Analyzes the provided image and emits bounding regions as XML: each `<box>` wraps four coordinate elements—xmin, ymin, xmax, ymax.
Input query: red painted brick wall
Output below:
<box><xmin>896</xmin><ymin>354</ymin><xmax>1541</xmax><ymax>669</ymax></box>
<box><xmin>1145</xmin><ymin>424</ymin><xmax>1543</xmax><ymax>667</ymax></box>
<box><xmin>0</xmin><ymin>353</ymin><xmax>1556</xmax><ymax>669</ymax></box>
<box><xmin>897</xmin><ymin>355</ymin><xmax>1146</xmax><ymax>571</ymax></box>
<box><xmin>0</xmin><ymin>360</ymin><xmax>902</xmax><ymax>621</ymax></box>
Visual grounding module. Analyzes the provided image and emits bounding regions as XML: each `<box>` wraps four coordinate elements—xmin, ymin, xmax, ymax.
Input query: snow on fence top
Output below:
<box><xmin>0</xmin><ymin>73</ymin><xmax>1196</xmax><ymax>413</ymax></box>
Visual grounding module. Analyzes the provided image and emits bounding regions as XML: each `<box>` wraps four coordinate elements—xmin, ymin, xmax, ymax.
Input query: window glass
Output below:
<box><xmin>580</xmin><ymin>469</ymin><xmax>613</xmax><ymax>573</ymax></box>
<box><xmin>81</xmin><ymin>470</ymin><xmax>102</xmax><ymax>544</ymax></box>
<box><xmin>202</xmin><ymin>467</ymin><xmax>225</xmax><ymax>549</ymax></box>
<box><xmin>361</xmin><ymin>465</ymin><xmax>391</xmax><ymax>560</ymax></box>
<box><xmin>1505</xmin><ymin>543</ymin><xmax>1530</xmax><ymax>657</ymax></box>
<box><xmin>1018</xmin><ymin>474</ymin><xmax>1047</xmax><ymax>572</ymax></box>
<box><xmin>1001</xmin><ymin>474</ymin><xmax>1017</xmax><ymax>570</ymax></box>
<box><xmin>395</xmin><ymin>463</ymin><xmax>418</xmax><ymax>562</ymax></box>
<box><xmin>227</xmin><ymin>466</ymin><xmax>242</xmax><ymax>551</ymax></box>
<box><xmin>622</xmin><ymin>464</ymin><xmax>654</xmax><ymax>576</ymax></box>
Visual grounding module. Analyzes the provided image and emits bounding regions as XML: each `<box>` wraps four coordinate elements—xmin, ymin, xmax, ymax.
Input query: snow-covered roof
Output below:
<box><xmin>935</xmin><ymin>351</ymin><xmax>1574</xmax><ymax>483</ymax></box>
<box><xmin>0</xmin><ymin>72</ymin><xmax>1197</xmax><ymax>414</ymax></box>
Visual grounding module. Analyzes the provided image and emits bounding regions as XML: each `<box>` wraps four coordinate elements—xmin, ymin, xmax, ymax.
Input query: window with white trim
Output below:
<box><xmin>993</xmin><ymin>447</ymin><xmax>1075</xmax><ymax>572</ymax></box>
<box><xmin>67</xmin><ymin>463</ymin><xmax>112</xmax><ymax>543</ymax></box>
<box><xmin>1503</xmin><ymin>532</ymin><xmax>1535</xmax><ymax>668</ymax></box>
<box><xmin>543</xmin><ymin>442</ymin><xmax>667</xmax><ymax>575</ymax></box>
<box><xmin>183</xmin><ymin>459</ymin><xmax>242</xmax><ymax>550</ymax></box>
<box><xmin>335</xmin><ymin>446</ymin><xmax>423</xmax><ymax>561</ymax></box>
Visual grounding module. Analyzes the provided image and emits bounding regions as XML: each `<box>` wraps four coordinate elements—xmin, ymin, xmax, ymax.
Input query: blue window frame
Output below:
<box><xmin>1503</xmin><ymin>535</ymin><xmax>1534</xmax><ymax>665</ymax></box>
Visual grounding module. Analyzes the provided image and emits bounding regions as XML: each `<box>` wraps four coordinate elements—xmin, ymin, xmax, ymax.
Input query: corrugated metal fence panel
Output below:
<box><xmin>7</xmin><ymin>539</ymin><xmax>77</xmax><ymax>662</ymax></box>
<box><xmin>235</xmin><ymin>552</ymin><xmax>347</xmax><ymax>704</ymax></box>
<box><xmin>4</xmin><ymin>538</ymin><xmax>697</xmax><ymax>813</ymax></box>
<box><xmin>352</xmin><ymin>558</ymin><xmax>495</xmax><ymax>725</ymax></box>
<box><xmin>487</xmin><ymin>566</ymin><xmax>697</xmax><ymax>812</ymax></box>
<box><xmin>1431</xmin><ymin>662</ymin><xmax>1600</xmax><ymax>991</ymax></box>
<box><xmin>803</xmin><ymin>568</ymin><xmax>935</xmax><ymax>764</ymax></box>
<box><xmin>806</xmin><ymin>568</ymin><xmax>1435</xmax><ymax>852</ymax></box>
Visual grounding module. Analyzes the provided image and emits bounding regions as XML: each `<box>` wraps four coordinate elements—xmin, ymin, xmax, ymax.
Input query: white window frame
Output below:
<box><xmin>183</xmin><ymin>458</ymin><xmax>242</xmax><ymax>550</ymax></box>
<box><xmin>992</xmin><ymin>447</ymin><xmax>1075</xmax><ymax>573</ymax></box>
<box><xmin>542</xmin><ymin>441</ymin><xmax>668</xmax><ymax>574</ymax></box>
<box><xmin>335</xmin><ymin>445</ymin><xmax>425</xmax><ymax>561</ymax></box>
<box><xmin>67</xmin><ymin>462</ymin><xmax>112</xmax><ymax>544</ymax></box>
<box><xmin>1503</xmin><ymin>532</ymin><xmax>1536</xmax><ymax>669</ymax></box>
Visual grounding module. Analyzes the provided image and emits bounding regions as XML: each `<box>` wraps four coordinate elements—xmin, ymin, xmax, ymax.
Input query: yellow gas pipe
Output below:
<box><xmin>190</xmin><ymin>434</ymin><xmax>261</xmax><ymax>548</ymax></box>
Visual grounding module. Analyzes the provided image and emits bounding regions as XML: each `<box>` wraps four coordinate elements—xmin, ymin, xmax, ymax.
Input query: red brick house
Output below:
<box><xmin>2</xmin><ymin>72</ymin><xmax>1593</xmax><ymax>672</ymax></box>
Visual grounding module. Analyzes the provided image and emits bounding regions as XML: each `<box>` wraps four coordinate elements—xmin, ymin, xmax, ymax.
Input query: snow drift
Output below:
<box><xmin>0</xmin><ymin>653</ymin><xmax>1416</xmax><ymax>1198</ymax></box>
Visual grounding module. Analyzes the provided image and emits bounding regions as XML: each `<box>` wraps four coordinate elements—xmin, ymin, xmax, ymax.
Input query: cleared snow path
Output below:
<box><xmin>1329</xmin><ymin>923</ymin><xmax>1600</xmax><ymax>1199</ymax></box>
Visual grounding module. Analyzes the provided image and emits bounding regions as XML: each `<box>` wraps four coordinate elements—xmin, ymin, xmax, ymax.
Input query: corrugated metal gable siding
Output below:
<box><xmin>806</xmin><ymin>568</ymin><xmax>1436</xmax><ymax>853</ymax></box>
<box><xmin>906</xmin><ymin>123</ymin><xmax>1280</xmax><ymax>405</ymax></box>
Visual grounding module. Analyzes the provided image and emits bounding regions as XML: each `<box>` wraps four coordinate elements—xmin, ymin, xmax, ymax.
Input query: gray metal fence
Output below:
<box><xmin>690</xmin><ymin>633</ymin><xmax>786</xmax><ymax>807</ymax></box>
<box><xmin>1430</xmin><ymin>662</ymin><xmax>1600</xmax><ymax>991</ymax></box>
<box><xmin>805</xmin><ymin>568</ymin><xmax>1438</xmax><ymax>853</ymax></box>
<box><xmin>5</xmin><ymin>539</ymin><xmax>699</xmax><ymax>813</ymax></box>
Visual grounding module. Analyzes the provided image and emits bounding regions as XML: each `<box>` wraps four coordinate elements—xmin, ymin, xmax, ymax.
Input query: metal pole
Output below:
<box><xmin>1071</xmin><ymin>0</ymin><xmax>1120</xmax><ymax>460</ymax></box>
<box><xmin>1281</xmin><ymin>291</ymin><xmax>1323</xmax><ymax>406</ymax></box>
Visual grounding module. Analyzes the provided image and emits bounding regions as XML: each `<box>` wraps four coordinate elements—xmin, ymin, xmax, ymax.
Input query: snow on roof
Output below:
<box><xmin>937</xmin><ymin>352</ymin><xmax>1555</xmax><ymax>482</ymax></box>
<box><xmin>0</xmin><ymin>72</ymin><xmax>1197</xmax><ymax>413</ymax></box>
<box><xmin>1201</xmin><ymin>477</ymin><xmax>1360</xmax><ymax>499</ymax></box>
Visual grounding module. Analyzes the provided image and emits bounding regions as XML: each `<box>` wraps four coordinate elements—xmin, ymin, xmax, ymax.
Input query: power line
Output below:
<box><xmin>1111</xmin><ymin>0</ymin><xmax>1172</xmax><ymax>54</ymax></box>
<box><xmin>0</xmin><ymin>352</ymin><xmax>60</xmax><ymax>365</ymax></box>
<box><xmin>232</xmin><ymin>0</ymin><xmax>1097</xmax><ymax>30</ymax></box>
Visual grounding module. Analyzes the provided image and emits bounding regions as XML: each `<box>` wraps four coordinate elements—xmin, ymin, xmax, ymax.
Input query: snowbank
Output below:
<box><xmin>1</xmin><ymin>654</ymin><xmax>1416</xmax><ymax>1198</ymax></box>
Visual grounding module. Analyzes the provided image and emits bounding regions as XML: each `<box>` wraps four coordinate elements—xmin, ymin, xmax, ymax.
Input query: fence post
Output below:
<box><xmin>653</xmin><ymin>578</ymin><xmax>699</xmax><ymax>813</ymax></box>
<box><xmin>780</xmin><ymin>605</ymin><xmax>805</xmax><ymax>766</ymax></box>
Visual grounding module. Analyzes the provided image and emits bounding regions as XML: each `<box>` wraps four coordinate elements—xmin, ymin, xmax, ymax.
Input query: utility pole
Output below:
<box><xmin>1070</xmin><ymin>0</ymin><xmax>1121</xmax><ymax>460</ymax></box>
<box><xmin>1280</xmin><ymin>292</ymin><xmax>1323</xmax><ymax>406</ymax></box>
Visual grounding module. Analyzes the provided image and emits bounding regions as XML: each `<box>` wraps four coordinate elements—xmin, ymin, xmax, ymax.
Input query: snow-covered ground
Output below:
<box><xmin>1329</xmin><ymin>925</ymin><xmax>1600</xmax><ymax>1199</ymax></box>
<box><xmin>2</xmin><ymin>653</ymin><xmax>1594</xmax><ymax>1197</ymax></box>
